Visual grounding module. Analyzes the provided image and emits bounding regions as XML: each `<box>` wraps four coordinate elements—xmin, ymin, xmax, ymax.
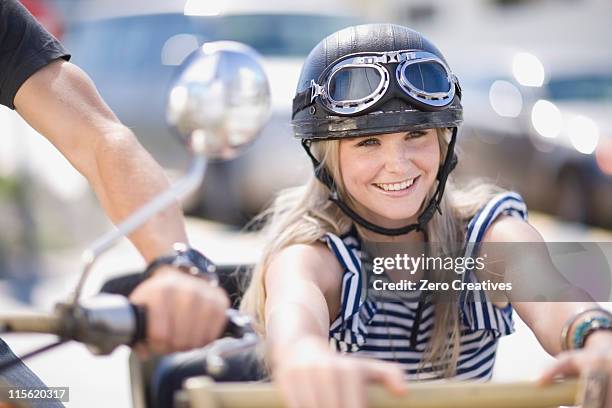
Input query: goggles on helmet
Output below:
<box><xmin>293</xmin><ymin>50</ymin><xmax>461</xmax><ymax>118</ymax></box>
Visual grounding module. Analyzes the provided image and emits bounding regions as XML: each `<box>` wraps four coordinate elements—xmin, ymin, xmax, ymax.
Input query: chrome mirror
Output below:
<box><xmin>167</xmin><ymin>41</ymin><xmax>270</xmax><ymax>159</ymax></box>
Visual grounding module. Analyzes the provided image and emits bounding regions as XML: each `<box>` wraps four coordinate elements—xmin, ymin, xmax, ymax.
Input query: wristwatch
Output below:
<box><xmin>143</xmin><ymin>243</ymin><xmax>218</xmax><ymax>285</ymax></box>
<box><xmin>561</xmin><ymin>308</ymin><xmax>612</xmax><ymax>351</ymax></box>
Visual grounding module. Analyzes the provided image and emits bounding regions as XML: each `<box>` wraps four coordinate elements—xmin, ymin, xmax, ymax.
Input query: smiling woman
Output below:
<box><xmin>241</xmin><ymin>20</ymin><xmax>516</xmax><ymax>385</ymax></box>
<box><xmin>238</xmin><ymin>23</ymin><xmax>612</xmax><ymax>408</ymax></box>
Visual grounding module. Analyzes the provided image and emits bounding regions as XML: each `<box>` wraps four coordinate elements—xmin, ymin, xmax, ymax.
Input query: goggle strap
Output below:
<box><xmin>292</xmin><ymin>87</ymin><xmax>315</xmax><ymax>118</ymax></box>
<box><xmin>453</xmin><ymin>76</ymin><xmax>463</xmax><ymax>100</ymax></box>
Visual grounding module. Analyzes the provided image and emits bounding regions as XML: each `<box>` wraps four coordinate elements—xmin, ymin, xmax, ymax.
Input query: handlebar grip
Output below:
<box><xmin>127</xmin><ymin>306</ymin><xmax>249</xmax><ymax>348</ymax></box>
<box><xmin>129</xmin><ymin>303</ymin><xmax>147</xmax><ymax>346</ymax></box>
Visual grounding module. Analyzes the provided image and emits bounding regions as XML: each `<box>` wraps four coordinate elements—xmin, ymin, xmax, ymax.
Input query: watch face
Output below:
<box><xmin>185</xmin><ymin>249</ymin><xmax>216</xmax><ymax>274</ymax></box>
<box><xmin>174</xmin><ymin>256</ymin><xmax>194</xmax><ymax>270</ymax></box>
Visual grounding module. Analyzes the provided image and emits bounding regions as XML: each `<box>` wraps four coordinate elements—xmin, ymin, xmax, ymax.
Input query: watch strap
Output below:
<box><xmin>143</xmin><ymin>244</ymin><xmax>218</xmax><ymax>285</ymax></box>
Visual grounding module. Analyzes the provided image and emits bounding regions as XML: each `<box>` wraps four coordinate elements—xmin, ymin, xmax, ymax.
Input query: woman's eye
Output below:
<box><xmin>356</xmin><ymin>138</ymin><xmax>380</xmax><ymax>147</ymax></box>
<box><xmin>406</xmin><ymin>131</ymin><xmax>427</xmax><ymax>139</ymax></box>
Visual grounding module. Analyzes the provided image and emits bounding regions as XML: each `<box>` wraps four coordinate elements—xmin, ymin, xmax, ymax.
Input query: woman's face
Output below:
<box><xmin>338</xmin><ymin>129</ymin><xmax>440</xmax><ymax>228</ymax></box>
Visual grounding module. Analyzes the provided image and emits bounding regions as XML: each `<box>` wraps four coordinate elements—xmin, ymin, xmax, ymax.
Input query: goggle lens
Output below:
<box><xmin>328</xmin><ymin>66</ymin><xmax>383</xmax><ymax>101</ymax></box>
<box><xmin>401</xmin><ymin>60</ymin><xmax>451</xmax><ymax>94</ymax></box>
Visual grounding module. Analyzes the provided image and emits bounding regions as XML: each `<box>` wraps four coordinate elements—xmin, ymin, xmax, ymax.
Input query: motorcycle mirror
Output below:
<box><xmin>70</xmin><ymin>42</ymin><xmax>271</xmax><ymax>303</ymax></box>
<box><xmin>166</xmin><ymin>41</ymin><xmax>271</xmax><ymax>159</ymax></box>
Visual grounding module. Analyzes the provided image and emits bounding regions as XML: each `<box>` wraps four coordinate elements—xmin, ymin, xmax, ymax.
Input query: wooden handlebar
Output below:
<box><xmin>183</xmin><ymin>377</ymin><xmax>583</xmax><ymax>408</ymax></box>
<box><xmin>0</xmin><ymin>313</ymin><xmax>61</xmax><ymax>336</ymax></box>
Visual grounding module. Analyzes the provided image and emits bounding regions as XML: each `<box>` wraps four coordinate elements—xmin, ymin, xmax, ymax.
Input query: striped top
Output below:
<box><xmin>324</xmin><ymin>192</ymin><xmax>528</xmax><ymax>381</ymax></box>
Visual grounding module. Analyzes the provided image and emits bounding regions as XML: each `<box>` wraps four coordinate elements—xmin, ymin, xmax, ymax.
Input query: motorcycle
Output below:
<box><xmin>0</xmin><ymin>41</ymin><xmax>608</xmax><ymax>408</ymax></box>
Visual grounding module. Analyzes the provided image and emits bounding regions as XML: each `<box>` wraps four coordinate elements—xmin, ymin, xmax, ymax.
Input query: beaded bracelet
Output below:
<box><xmin>561</xmin><ymin>308</ymin><xmax>612</xmax><ymax>351</ymax></box>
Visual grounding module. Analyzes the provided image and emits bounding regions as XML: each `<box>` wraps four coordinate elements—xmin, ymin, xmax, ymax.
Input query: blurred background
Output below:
<box><xmin>0</xmin><ymin>0</ymin><xmax>611</xmax><ymax>406</ymax></box>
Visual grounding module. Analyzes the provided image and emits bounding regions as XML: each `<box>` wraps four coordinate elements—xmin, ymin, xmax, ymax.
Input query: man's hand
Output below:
<box><xmin>129</xmin><ymin>268</ymin><xmax>230</xmax><ymax>355</ymax></box>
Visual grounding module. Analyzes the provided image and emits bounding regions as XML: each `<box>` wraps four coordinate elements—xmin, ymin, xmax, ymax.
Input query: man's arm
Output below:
<box><xmin>13</xmin><ymin>58</ymin><xmax>229</xmax><ymax>354</ymax></box>
<box><xmin>13</xmin><ymin>58</ymin><xmax>187</xmax><ymax>261</ymax></box>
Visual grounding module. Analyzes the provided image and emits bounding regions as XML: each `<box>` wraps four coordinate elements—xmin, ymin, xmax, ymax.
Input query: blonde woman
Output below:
<box><xmin>241</xmin><ymin>24</ymin><xmax>612</xmax><ymax>408</ymax></box>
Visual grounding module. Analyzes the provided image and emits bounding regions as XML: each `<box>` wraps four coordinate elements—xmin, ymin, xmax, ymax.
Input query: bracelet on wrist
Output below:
<box><xmin>561</xmin><ymin>308</ymin><xmax>612</xmax><ymax>351</ymax></box>
<box><xmin>143</xmin><ymin>243</ymin><xmax>218</xmax><ymax>285</ymax></box>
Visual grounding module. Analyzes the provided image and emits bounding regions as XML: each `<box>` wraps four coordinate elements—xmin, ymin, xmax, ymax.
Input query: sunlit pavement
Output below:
<box><xmin>1</xmin><ymin>213</ymin><xmax>611</xmax><ymax>407</ymax></box>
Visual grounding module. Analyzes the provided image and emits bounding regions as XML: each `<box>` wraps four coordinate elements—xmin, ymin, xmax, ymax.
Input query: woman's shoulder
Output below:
<box><xmin>272</xmin><ymin>242</ymin><xmax>341</xmax><ymax>268</ymax></box>
<box><xmin>464</xmin><ymin>191</ymin><xmax>530</xmax><ymax>243</ymax></box>
<box><xmin>266</xmin><ymin>242</ymin><xmax>344</xmax><ymax>294</ymax></box>
<box><xmin>471</xmin><ymin>190</ymin><xmax>541</xmax><ymax>244</ymax></box>
<box><xmin>481</xmin><ymin>214</ymin><xmax>544</xmax><ymax>244</ymax></box>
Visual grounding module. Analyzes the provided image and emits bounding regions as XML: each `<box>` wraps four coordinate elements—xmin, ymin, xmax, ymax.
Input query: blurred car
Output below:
<box><xmin>63</xmin><ymin>0</ymin><xmax>364</xmax><ymax>225</ymax></box>
<box><xmin>453</xmin><ymin>46</ymin><xmax>612</xmax><ymax>227</ymax></box>
<box><xmin>21</xmin><ymin>0</ymin><xmax>64</xmax><ymax>38</ymax></box>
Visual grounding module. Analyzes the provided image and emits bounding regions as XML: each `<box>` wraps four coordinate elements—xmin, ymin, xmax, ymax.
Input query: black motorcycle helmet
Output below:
<box><xmin>291</xmin><ymin>23</ymin><xmax>463</xmax><ymax>236</ymax></box>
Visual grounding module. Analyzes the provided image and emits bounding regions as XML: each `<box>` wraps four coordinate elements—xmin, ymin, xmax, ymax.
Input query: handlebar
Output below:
<box><xmin>0</xmin><ymin>295</ymin><xmax>145</xmax><ymax>355</ymax></box>
<box><xmin>5</xmin><ymin>299</ymin><xmax>607</xmax><ymax>408</ymax></box>
<box><xmin>182</xmin><ymin>378</ymin><xmax>585</xmax><ymax>408</ymax></box>
<box><xmin>2</xmin><ymin>300</ymin><xmax>609</xmax><ymax>408</ymax></box>
<box><xmin>0</xmin><ymin>312</ymin><xmax>62</xmax><ymax>335</ymax></box>
<box><xmin>0</xmin><ymin>294</ymin><xmax>256</xmax><ymax>358</ymax></box>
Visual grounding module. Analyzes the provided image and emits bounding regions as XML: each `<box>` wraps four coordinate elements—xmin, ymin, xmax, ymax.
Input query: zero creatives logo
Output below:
<box><xmin>362</xmin><ymin>243</ymin><xmax>612</xmax><ymax>300</ymax></box>
<box><xmin>368</xmin><ymin>253</ymin><xmax>514</xmax><ymax>292</ymax></box>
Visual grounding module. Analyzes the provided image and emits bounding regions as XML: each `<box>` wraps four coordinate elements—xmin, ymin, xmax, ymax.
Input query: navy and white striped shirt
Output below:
<box><xmin>324</xmin><ymin>192</ymin><xmax>528</xmax><ymax>381</ymax></box>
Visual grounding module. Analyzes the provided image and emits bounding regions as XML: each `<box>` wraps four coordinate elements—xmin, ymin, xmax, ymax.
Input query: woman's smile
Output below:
<box><xmin>373</xmin><ymin>175</ymin><xmax>421</xmax><ymax>196</ymax></box>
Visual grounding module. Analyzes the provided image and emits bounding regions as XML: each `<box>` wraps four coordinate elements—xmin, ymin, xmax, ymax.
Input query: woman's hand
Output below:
<box><xmin>274</xmin><ymin>337</ymin><xmax>407</xmax><ymax>408</ymax></box>
<box><xmin>129</xmin><ymin>266</ymin><xmax>230</xmax><ymax>355</ymax></box>
<box><xmin>538</xmin><ymin>330</ymin><xmax>612</xmax><ymax>408</ymax></box>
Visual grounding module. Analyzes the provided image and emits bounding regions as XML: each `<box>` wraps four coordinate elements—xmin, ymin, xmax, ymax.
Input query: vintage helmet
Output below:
<box><xmin>292</xmin><ymin>23</ymin><xmax>463</xmax><ymax>236</ymax></box>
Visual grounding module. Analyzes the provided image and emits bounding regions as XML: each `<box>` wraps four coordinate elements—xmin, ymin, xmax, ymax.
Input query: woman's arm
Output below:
<box><xmin>264</xmin><ymin>243</ymin><xmax>342</xmax><ymax>366</ymax></box>
<box><xmin>482</xmin><ymin>215</ymin><xmax>600</xmax><ymax>355</ymax></box>
<box><xmin>484</xmin><ymin>216</ymin><xmax>612</xmax><ymax>403</ymax></box>
<box><xmin>264</xmin><ymin>243</ymin><xmax>406</xmax><ymax>408</ymax></box>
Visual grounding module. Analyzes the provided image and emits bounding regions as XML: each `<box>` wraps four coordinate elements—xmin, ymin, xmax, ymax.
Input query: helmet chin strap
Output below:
<box><xmin>301</xmin><ymin>127</ymin><xmax>458</xmax><ymax>237</ymax></box>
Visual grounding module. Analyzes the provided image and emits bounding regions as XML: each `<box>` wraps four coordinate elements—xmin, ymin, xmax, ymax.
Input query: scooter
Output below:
<box><xmin>0</xmin><ymin>41</ymin><xmax>608</xmax><ymax>408</ymax></box>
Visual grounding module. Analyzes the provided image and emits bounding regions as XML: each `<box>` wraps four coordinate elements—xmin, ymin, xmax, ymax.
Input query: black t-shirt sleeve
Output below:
<box><xmin>0</xmin><ymin>0</ymin><xmax>71</xmax><ymax>109</ymax></box>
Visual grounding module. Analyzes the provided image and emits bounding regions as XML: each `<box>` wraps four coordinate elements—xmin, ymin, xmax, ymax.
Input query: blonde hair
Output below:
<box><xmin>240</xmin><ymin>128</ymin><xmax>505</xmax><ymax>377</ymax></box>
